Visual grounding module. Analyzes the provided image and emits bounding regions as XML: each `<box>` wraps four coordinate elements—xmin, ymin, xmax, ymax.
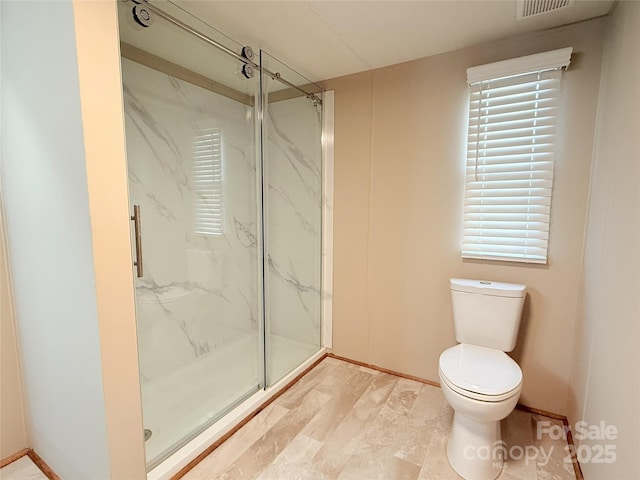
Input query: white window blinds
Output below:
<box><xmin>193</xmin><ymin>127</ymin><xmax>224</xmax><ymax>235</ymax></box>
<box><xmin>462</xmin><ymin>48</ymin><xmax>571</xmax><ymax>264</ymax></box>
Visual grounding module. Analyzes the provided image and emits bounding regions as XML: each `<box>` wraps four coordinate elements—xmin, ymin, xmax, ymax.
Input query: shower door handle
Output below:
<box><xmin>131</xmin><ymin>205</ymin><xmax>143</xmax><ymax>278</ymax></box>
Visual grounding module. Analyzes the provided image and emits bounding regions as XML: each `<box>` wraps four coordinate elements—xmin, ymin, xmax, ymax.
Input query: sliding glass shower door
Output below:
<box><xmin>117</xmin><ymin>0</ymin><xmax>324</xmax><ymax>470</ymax></box>
<box><xmin>118</xmin><ymin>1</ymin><xmax>263</xmax><ymax>468</ymax></box>
<box><xmin>260</xmin><ymin>52</ymin><xmax>323</xmax><ymax>386</ymax></box>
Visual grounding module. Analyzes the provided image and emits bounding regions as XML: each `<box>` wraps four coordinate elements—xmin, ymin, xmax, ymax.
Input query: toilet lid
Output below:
<box><xmin>439</xmin><ymin>344</ymin><xmax>522</xmax><ymax>396</ymax></box>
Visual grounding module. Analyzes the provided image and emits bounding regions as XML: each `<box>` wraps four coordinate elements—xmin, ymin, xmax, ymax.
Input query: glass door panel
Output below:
<box><xmin>260</xmin><ymin>51</ymin><xmax>323</xmax><ymax>386</ymax></box>
<box><xmin>118</xmin><ymin>1</ymin><xmax>263</xmax><ymax>468</ymax></box>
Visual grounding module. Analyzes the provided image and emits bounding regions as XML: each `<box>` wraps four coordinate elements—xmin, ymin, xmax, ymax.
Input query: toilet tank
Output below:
<box><xmin>450</xmin><ymin>278</ymin><xmax>526</xmax><ymax>352</ymax></box>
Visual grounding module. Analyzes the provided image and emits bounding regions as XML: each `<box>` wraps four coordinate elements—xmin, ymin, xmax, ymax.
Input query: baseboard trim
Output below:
<box><xmin>0</xmin><ymin>449</ymin><xmax>60</xmax><ymax>480</ymax></box>
<box><xmin>514</xmin><ymin>403</ymin><xmax>566</xmax><ymax>420</ymax></box>
<box><xmin>563</xmin><ymin>417</ymin><xmax>584</xmax><ymax>480</ymax></box>
<box><xmin>328</xmin><ymin>352</ymin><xmax>584</xmax><ymax>480</ymax></box>
<box><xmin>171</xmin><ymin>352</ymin><xmax>328</xmax><ymax>480</ymax></box>
<box><xmin>0</xmin><ymin>448</ymin><xmax>29</xmax><ymax>468</ymax></box>
<box><xmin>326</xmin><ymin>353</ymin><xmax>441</xmax><ymax>388</ymax></box>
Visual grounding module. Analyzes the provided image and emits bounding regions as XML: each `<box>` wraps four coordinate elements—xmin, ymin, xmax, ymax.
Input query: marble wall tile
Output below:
<box><xmin>121</xmin><ymin>58</ymin><xmax>262</xmax><ymax>384</ymax></box>
<box><xmin>124</xmin><ymin>60</ymin><xmax>324</xmax><ymax>391</ymax></box>
<box><xmin>266</xmin><ymin>97</ymin><xmax>322</xmax><ymax>352</ymax></box>
<box><xmin>122</xmin><ymin>58</ymin><xmax>326</xmax><ymax>466</ymax></box>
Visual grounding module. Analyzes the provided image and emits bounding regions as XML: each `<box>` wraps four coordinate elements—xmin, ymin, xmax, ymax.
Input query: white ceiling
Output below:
<box><xmin>178</xmin><ymin>0</ymin><xmax>615</xmax><ymax>83</ymax></box>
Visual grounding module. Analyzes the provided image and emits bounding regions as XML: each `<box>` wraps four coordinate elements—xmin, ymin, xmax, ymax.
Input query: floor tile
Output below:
<box><xmin>182</xmin><ymin>357</ymin><xmax>578</xmax><ymax>480</ymax></box>
<box><xmin>0</xmin><ymin>456</ymin><xmax>48</xmax><ymax>480</ymax></box>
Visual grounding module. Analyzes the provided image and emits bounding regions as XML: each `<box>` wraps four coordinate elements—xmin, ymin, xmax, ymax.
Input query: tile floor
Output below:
<box><xmin>0</xmin><ymin>456</ymin><xmax>47</xmax><ymax>480</ymax></box>
<box><xmin>183</xmin><ymin>357</ymin><xmax>578</xmax><ymax>480</ymax></box>
<box><xmin>0</xmin><ymin>357</ymin><xmax>577</xmax><ymax>480</ymax></box>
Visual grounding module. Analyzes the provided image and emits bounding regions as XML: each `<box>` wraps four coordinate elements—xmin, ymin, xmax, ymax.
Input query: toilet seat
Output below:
<box><xmin>439</xmin><ymin>344</ymin><xmax>522</xmax><ymax>402</ymax></box>
<box><xmin>439</xmin><ymin>369</ymin><xmax>521</xmax><ymax>402</ymax></box>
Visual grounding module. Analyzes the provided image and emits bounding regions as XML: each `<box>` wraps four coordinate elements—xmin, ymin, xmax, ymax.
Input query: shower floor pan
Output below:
<box><xmin>141</xmin><ymin>333</ymin><xmax>319</xmax><ymax>467</ymax></box>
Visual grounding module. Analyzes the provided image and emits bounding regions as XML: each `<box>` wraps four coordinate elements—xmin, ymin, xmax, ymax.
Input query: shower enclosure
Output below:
<box><xmin>117</xmin><ymin>1</ymin><xmax>324</xmax><ymax>469</ymax></box>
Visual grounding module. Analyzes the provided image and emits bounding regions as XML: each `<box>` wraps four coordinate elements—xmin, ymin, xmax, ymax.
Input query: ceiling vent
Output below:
<box><xmin>516</xmin><ymin>0</ymin><xmax>573</xmax><ymax>18</ymax></box>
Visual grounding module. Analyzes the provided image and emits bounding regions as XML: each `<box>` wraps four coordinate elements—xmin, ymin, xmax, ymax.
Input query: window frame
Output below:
<box><xmin>461</xmin><ymin>48</ymin><xmax>572</xmax><ymax>264</ymax></box>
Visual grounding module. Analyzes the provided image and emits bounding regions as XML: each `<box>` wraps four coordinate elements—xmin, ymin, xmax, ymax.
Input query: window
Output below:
<box><xmin>461</xmin><ymin>48</ymin><xmax>572</xmax><ymax>264</ymax></box>
<box><xmin>193</xmin><ymin>127</ymin><xmax>223</xmax><ymax>235</ymax></box>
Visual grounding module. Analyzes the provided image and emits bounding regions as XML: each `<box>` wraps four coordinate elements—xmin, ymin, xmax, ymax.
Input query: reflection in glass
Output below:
<box><xmin>261</xmin><ymin>51</ymin><xmax>323</xmax><ymax>386</ymax></box>
<box><xmin>118</xmin><ymin>0</ymin><xmax>324</xmax><ymax>469</ymax></box>
<box><xmin>119</xmin><ymin>1</ymin><xmax>262</xmax><ymax>468</ymax></box>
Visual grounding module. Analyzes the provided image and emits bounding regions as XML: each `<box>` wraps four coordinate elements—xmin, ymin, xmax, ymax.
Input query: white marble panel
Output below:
<box><xmin>266</xmin><ymin>95</ymin><xmax>323</xmax><ymax>356</ymax></box>
<box><xmin>122</xmin><ymin>57</ymin><xmax>326</xmax><ymax>466</ymax></box>
<box><xmin>121</xmin><ymin>58</ymin><xmax>262</xmax><ymax>384</ymax></box>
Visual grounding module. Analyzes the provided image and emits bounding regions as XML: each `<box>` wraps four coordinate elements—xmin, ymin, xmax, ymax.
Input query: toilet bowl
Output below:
<box><xmin>440</xmin><ymin>279</ymin><xmax>526</xmax><ymax>480</ymax></box>
<box><xmin>439</xmin><ymin>344</ymin><xmax>522</xmax><ymax>480</ymax></box>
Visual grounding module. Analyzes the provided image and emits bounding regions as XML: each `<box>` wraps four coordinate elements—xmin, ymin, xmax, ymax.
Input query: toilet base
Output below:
<box><xmin>447</xmin><ymin>412</ymin><xmax>504</xmax><ymax>480</ymax></box>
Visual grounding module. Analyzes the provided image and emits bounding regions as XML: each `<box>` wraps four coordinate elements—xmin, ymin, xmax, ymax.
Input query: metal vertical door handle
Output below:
<box><xmin>131</xmin><ymin>205</ymin><xmax>143</xmax><ymax>278</ymax></box>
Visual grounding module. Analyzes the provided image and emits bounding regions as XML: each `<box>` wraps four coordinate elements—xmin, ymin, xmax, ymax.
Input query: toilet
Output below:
<box><xmin>439</xmin><ymin>278</ymin><xmax>526</xmax><ymax>480</ymax></box>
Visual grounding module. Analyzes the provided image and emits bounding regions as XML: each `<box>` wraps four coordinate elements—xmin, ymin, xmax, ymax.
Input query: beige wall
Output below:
<box><xmin>73</xmin><ymin>1</ymin><xmax>147</xmax><ymax>478</ymax></box>
<box><xmin>568</xmin><ymin>2</ymin><xmax>640</xmax><ymax>478</ymax></box>
<box><xmin>324</xmin><ymin>18</ymin><xmax>605</xmax><ymax>415</ymax></box>
<box><xmin>1</xmin><ymin>1</ymin><xmax>145</xmax><ymax>476</ymax></box>
<box><xmin>325</xmin><ymin>71</ymin><xmax>374</xmax><ymax>363</ymax></box>
<box><xmin>0</xmin><ymin>209</ymin><xmax>28</xmax><ymax>460</ymax></box>
<box><xmin>2</xmin><ymin>1</ymin><xmax>112</xmax><ymax>476</ymax></box>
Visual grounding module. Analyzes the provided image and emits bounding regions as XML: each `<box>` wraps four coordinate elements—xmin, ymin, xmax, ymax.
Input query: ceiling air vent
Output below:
<box><xmin>516</xmin><ymin>0</ymin><xmax>573</xmax><ymax>18</ymax></box>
